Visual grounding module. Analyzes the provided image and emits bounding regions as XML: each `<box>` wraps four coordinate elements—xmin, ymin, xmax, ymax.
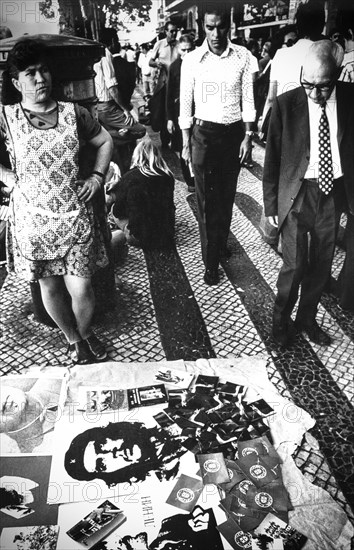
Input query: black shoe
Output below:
<box><xmin>204</xmin><ymin>269</ymin><xmax>219</xmax><ymax>286</ymax></box>
<box><xmin>295</xmin><ymin>320</ymin><xmax>331</xmax><ymax>346</ymax></box>
<box><xmin>272</xmin><ymin>323</ymin><xmax>289</xmax><ymax>347</ymax></box>
<box><xmin>85</xmin><ymin>334</ymin><xmax>107</xmax><ymax>361</ymax></box>
<box><xmin>67</xmin><ymin>340</ymin><xmax>95</xmax><ymax>365</ymax></box>
<box><xmin>220</xmin><ymin>247</ymin><xmax>232</xmax><ymax>259</ymax></box>
<box><xmin>272</xmin><ymin>319</ymin><xmax>295</xmax><ymax>347</ymax></box>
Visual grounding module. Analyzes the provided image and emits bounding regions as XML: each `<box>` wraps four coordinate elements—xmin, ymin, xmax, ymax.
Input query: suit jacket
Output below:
<box><xmin>263</xmin><ymin>82</ymin><xmax>354</xmax><ymax>230</ymax></box>
<box><xmin>166</xmin><ymin>57</ymin><xmax>182</xmax><ymax>122</ymax></box>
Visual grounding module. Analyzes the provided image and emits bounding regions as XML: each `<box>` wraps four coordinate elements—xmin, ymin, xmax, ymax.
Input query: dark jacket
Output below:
<box><xmin>166</xmin><ymin>57</ymin><xmax>182</xmax><ymax>122</ymax></box>
<box><xmin>112</xmin><ymin>167</ymin><xmax>175</xmax><ymax>249</ymax></box>
<box><xmin>263</xmin><ymin>82</ymin><xmax>354</xmax><ymax>230</ymax></box>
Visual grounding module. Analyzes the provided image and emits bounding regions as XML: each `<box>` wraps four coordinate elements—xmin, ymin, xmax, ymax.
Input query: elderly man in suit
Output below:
<box><xmin>263</xmin><ymin>40</ymin><xmax>354</xmax><ymax>347</ymax></box>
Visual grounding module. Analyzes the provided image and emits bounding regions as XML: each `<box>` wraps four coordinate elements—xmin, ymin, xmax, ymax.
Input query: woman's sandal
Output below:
<box><xmin>85</xmin><ymin>334</ymin><xmax>107</xmax><ymax>361</ymax></box>
<box><xmin>67</xmin><ymin>340</ymin><xmax>95</xmax><ymax>365</ymax></box>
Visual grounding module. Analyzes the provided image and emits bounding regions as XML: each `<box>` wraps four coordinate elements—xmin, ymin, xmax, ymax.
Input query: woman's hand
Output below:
<box><xmin>77</xmin><ymin>175</ymin><xmax>102</xmax><ymax>202</ymax></box>
<box><xmin>0</xmin><ymin>169</ymin><xmax>16</xmax><ymax>195</ymax></box>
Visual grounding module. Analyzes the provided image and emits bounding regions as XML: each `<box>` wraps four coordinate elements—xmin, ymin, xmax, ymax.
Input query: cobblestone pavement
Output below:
<box><xmin>0</xmin><ymin>90</ymin><xmax>353</xmax><ymax>527</ymax></box>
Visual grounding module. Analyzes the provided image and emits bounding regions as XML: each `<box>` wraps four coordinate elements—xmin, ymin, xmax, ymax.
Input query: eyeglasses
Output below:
<box><xmin>300</xmin><ymin>67</ymin><xmax>333</xmax><ymax>93</ymax></box>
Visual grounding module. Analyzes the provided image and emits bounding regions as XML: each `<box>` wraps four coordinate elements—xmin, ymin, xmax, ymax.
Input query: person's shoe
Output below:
<box><xmin>220</xmin><ymin>247</ymin><xmax>232</xmax><ymax>259</ymax></box>
<box><xmin>85</xmin><ymin>334</ymin><xmax>107</xmax><ymax>361</ymax></box>
<box><xmin>294</xmin><ymin>320</ymin><xmax>331</xmax><ymax>346</ymax></box>
<box><xmin>187</xmin><ymin>185</ymin><xmax>195</xmax><ymax>193</ymax></box>
<box><xmin>272</xmin><ymin>323</ymin><xmax>289</xmax><ymax>347</ymax></box>
<box><xmin>204</xmin><ymin>269</ymin><xmax>219</xmax><ymax>286</ymax></box>
<box><xmin>67</xmin><ymin>340</ymin><xmax>95</xmax><ymax>365</ymax></box>
<box><xmin>272</xmin><ymin>317</ymin><xmax>296</xmax><ymax>347</ymax></box>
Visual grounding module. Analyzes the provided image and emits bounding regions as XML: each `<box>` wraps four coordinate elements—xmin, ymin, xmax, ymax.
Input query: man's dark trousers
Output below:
<box><xmin>191</xmin><ymin>121</ymin><xmax>244</xmax><ymax>270</ymax></box>
<box><xmin>274</xmin><ymin>178</ymin><xmax>344</xmax><ymax>326</ymax></box>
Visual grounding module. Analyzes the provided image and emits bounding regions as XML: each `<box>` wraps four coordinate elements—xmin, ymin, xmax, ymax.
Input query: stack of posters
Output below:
<box><xmin>0</xmin><ymin>374</ymin><xmax>66</xmax><ymax>549</ymax></box>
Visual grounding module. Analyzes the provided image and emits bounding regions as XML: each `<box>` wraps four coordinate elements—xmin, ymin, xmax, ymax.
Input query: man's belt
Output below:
<box><xmin>195</xmin><ymin>118</ymin><xmax>240</xmax><ymax>130</ymax></box>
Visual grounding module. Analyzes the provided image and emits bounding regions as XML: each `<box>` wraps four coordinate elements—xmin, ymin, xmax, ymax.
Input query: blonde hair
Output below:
<box><xmin>131</xmin><ymin>139</ymin><xmax>173</xmax><ymax>178</ymax></box>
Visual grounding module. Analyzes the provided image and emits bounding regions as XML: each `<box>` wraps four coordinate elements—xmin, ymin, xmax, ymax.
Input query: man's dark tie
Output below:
<box><xmin>318</xmin><ymin>103</ymin><xmax>334</xmax><ymax>195</ymax></box>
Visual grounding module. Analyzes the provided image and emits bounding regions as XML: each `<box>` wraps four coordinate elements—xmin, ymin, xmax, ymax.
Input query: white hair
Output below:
<box><xmin>306</xmin><ymin>39</ymin><xmax>344</xmax><ymax>69</ymax></box>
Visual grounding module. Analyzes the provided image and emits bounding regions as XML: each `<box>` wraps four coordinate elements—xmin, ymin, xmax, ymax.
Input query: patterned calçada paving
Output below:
<box><xmin>0</xmin><ymin>130</ymin><xmax>353</xmax><ymax>524</ymax></box>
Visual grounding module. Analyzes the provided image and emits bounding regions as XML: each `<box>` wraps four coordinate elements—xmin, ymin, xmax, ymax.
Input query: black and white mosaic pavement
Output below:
<box><xmin>0</xmin><ymin>119</ymin><xmax>353</xmax><ymax>525</ymax></box>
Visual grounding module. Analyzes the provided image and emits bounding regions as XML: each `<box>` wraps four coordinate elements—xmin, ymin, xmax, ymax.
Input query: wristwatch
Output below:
<box><xmin>245</xmin><ymin>130</ymin><xmax>254</xmax><ymax>137</ymax></box>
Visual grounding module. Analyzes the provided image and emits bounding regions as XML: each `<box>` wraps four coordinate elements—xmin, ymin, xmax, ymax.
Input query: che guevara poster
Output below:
<box><xmin>49</xmin><ymin>403</ymin><xmax>198</xmax><ymax>505</ymax></box>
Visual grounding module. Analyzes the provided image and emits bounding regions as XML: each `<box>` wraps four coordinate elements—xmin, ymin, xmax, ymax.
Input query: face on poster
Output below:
<box><xmin>0</xmin><ymin>376</ymin><xmax>66</xmax><ymax>456</ymax></box>
<box><xmin>49</xmin><ymin>404</ymin><xmax>197</xmax><ymax>505</ymax></box>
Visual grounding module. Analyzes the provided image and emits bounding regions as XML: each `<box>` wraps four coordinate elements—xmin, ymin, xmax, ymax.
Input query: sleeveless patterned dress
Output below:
<box><xmin>3</xmin><ymin>102</ymin><xmax>109</xmax><ymax>281</ymax></box>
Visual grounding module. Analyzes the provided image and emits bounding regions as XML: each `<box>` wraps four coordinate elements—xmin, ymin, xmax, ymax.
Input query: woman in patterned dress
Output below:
<box><xmin>0</xmin><ymin>39</ymin><xmax>113</xmax><ymax>364</ymax></box>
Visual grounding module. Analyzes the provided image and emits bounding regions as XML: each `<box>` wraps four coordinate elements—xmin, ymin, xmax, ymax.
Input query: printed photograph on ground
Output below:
<box><xmin>0</xmin><ymin>455</ymin><xmax>58</xmax><ymax>528</ymax></box>
<box><xmin>49</xmin><ymin>405</ymin><xmax>196</xmax><ymax>504</ymax></box>
<box><xmin>0</xmin><ymin>376</ymin><xmax>66</xmax><ymax>456</ymax></box>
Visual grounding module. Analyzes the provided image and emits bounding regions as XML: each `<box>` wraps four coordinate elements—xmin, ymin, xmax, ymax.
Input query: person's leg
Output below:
<box><xmin>156</xmin><ymin>86</ymin><xmax>170</xmax><ymax>148</ymax></box>
<box><xmin>272</xmin><ymin>187</ymin><xmax>309</xmax><ymax>345</ymax></box>
<box><xmin>191</xmin><ymin>125</ymin><xmax>222</xmax><ymax>283</ymax></box>
<box><xmin>63</xmin><ymin>274</ymin><xmax>94</xmax><ymax>340</ymax></box>
<box><xmin>274</xmin><ymin>216</ymin><xmax>308</xmax><ymax>323</ymax></box>
<box><xmin>38</xmin><ymin>276</ymin><xmax>80</xmax><ymax>343</ymax></box>
<box><xmin>218</xmin><ymin>124</ymin><xmax>243</xmax><ymax>252</ymax></box>
<box><xmin>160</xmin><ymin>123</ymin><xmax>170</xmax><ymax>148</ymax></box>
<box><xmin>296</xmin><ymin>189</ymin><xmax>338</xmax><ymax>327</ymax></box>
<box><xmin>336</xmin><ymin>212</ymin><xmax>354</xmax><ymax>311</ymax></box>
<box><xmin>143</xmin><ymin>77</ymin><xmax>149</xmax><ymax>97</ymax></box>
<box><xmin>146</xmin><ymin>77</ymin><xmax>153</xmax><ymax>97</ymax></box>
<box><xmin>64</xmin><ymin>274</ymin><xmax>107</xmax><ymax>361</ymax></box>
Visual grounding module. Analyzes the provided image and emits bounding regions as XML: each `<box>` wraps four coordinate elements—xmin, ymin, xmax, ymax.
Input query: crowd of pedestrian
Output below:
<box><xmin>0</xmin><ymin>1</ymin><xmax>353</xmax><ymax>364</ymax></box>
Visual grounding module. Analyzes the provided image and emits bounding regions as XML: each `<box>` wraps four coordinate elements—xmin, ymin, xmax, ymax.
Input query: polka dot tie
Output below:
<box><xmin>318</xmin><ymin>103</ymin><xmax>334</xmax><ymax>195</ymax></box>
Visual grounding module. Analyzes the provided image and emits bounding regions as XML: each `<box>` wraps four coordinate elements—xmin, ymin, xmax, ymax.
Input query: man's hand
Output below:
<box><xmin>77</xmin><ymin>175</ymin><xmax>102</xmax><ymax>202</ymax></box>
<box><xmin>239</xmin><ymin>136</ymin><xmax>252</xmax><ymax>164</ymax></box>
<box><xmin>181</xmin><ymin>142</ymin><xmax>191</xmax><ymax>164</ymax></box>
<box><xmin>167</xmin><ymin>120</ymin><xmax>175</xmax><ymax>134</ymax></box>
<box><xmin>267</xmin><ymin>215</ymin><xmax>278</xmax><ymax>227</ymax></box>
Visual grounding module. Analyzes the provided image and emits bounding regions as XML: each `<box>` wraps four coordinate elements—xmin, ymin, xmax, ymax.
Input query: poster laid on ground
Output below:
<box><xmin>0</xmin><ymin>375</ymin><xmax>67</xmax><ymax>456</ymax></box>
<box><xmin>0</xmin><ymin>524</ymin><xmax>59</xmax><ymax>550</ymax></box>
<box><xmin>0</xmin><ymin>455</ymin><xmax>58</xmax><ymax>529</ymax></box>
<box><xmin>49</xmin><ymin>403</ymin><xmax>197</xmax><ymax>504</ymax></box>
<box><xmin>57</xmin><ymin>484</ymin><xmax>225</xmax><ymax>550</ymax></box>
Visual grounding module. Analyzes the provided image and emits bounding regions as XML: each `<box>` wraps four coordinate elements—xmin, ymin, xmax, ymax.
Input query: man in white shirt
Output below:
<box><xmin>138</xmin><ymin>44</ymin><xmax>153</xmax><ymax>97</ymax></box>
<box><xmin>263</xmin><ymin>41</ymin><xmax>354</xmax><ymax>347</ymax></box>
<box><xmin>179</xmin><ymin>8</ymin><xmax>255</xmax><ymax>285</ymax></box>
<box><xmin>338</xmin><ymin>11</ymin><xmax>354</xmax><ymax>83</ymax></box>
<box><xmin>262</xmin><ymin>1</ymin><xmax>326</xmax><ymax>121</ymax></box>
<box><xmin>94</xmin><ymin>47</ymin><xmax>145</xmax><ymax>173</ymax></box>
